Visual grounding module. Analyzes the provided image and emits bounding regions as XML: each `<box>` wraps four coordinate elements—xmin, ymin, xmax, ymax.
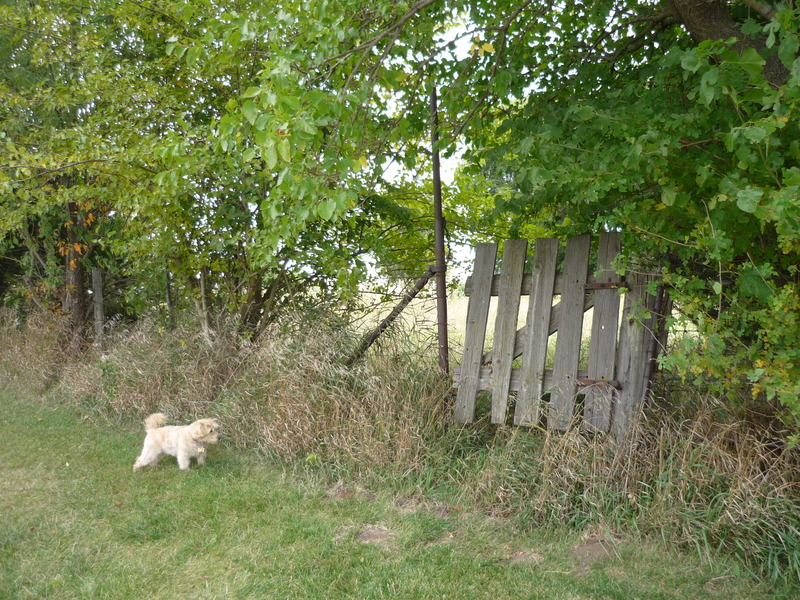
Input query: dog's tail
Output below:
<box><xmin>144</xmin><ymin>413</ymin><xmax>167</xmax><ymax>431</ymax></box>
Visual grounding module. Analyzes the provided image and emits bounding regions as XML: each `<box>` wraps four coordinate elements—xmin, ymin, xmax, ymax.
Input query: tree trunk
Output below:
<box><xmin>238</xmin><ymin>271</ymin><xmax>265</xmax><ymax>335</ymax></box>
<box><xmin>165</xmin><ymin>265</ymin><xmax>177</xmax><ymax>329</ymax></box>
<box><xmin>667</xmin><ymin>0</ymin><xmax>790</xmax><ymax>87</ymax></box>
<box><xmin>63</xmin><ymin>200</ymin><xmax>87</xmax><ymax>350</ymax></box>
<box><xmin>92</xmin><ymin>266</ymin><xmax>105</xmax><ymax>349</ymax></box>
<box><xmin>197</xmin><ymin>266</ymin><xmax>213</xmax><ymax>343</ymax></box>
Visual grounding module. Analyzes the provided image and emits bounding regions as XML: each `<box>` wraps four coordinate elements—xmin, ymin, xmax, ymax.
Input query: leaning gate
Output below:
<box><xmin>453</xmin><ymin>232</ymin><xmax>663</xmax><ymax>442</ymax></box>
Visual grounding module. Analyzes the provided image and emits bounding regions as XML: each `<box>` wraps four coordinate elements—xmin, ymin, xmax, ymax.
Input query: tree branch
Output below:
<box><xmin>667</xmin><ymin>0</ymin><xmax>789</xmax><ymax>87</ymax></box>
<box><xmin>740</xmin><ymin>0</ymin><xmax>777</xmax><ymax>21</ymax></box>
<box><xmin>323</xmin><ymin>0</ymin><xmax>439</xmax><ymax>67</ymax></box>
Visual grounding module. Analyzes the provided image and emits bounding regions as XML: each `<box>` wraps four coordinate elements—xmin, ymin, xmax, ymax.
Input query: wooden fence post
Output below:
<box><xmin>612</xmin><ymin>271</ymin><xmax>659</xmax><ymax>445</ymax></box>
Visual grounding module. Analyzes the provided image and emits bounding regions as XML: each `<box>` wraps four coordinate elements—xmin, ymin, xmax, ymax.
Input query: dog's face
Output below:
<box><xmin>189</xmin><ymin>418</ymin><xmax>220</xmax><ymax>444</ymax></box>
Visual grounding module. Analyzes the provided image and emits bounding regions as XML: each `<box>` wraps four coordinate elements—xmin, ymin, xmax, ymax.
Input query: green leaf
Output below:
<box><xmin>779</xmin><ymin>33</ymin><xmax>800</xmax><ymax>68</ymax></box>
<box><xmin>699</xmin><ymin>67</ymin><xmax>719</xmax><ymax>105</ymax></box>
<box><xmin>681</xmin><ymin>51</ymin><xmax>703</xmax><ymax>74</ymax></box>
<box><xmin>241</xmin><ymin>86</ymin><xmax>262</xmax><ymax>99</ymax></box>
<box><xmin>783</xmin><ymin>167</ymin><xmax>800</xmax><ymax>187</ymax></box>
<box><xmin>254</xmin><ymin>130</ymin><xmax>268</xmax><ymax>146</ymax></box>
<box><xmin>242</xmin><ymin>100</ymin><xmax>258</xmax><ymax>126</ymax></box>
<box><xmin>185</xmin><ymin>46</ymin><xmax>199</xmax><ymax>68</ymax></box>
<box><xmin>740</xmin><ymin>19</ymin><xmax>762</xmax><ymax>37</ymax></box>
<box><xmin>736</xmin><ymin>187</ymin><xmax>762</xmax><ymax>213</ymax></box>
<box><xmin>277</xmin><ymin>138</ymin><xmax>290</xmax><ymax>162</ymax></box>
<box><xmin>721</xmin><ymin>47</ymin><xmax>765</xmax><ymax>76</ymax></box>
<box><xmin>317</xmin><ymin>199</ymin><xmax>337</xmax><ymax>221</ymax></box>
<box><xmin>739</xmin><ymin>266</ymin><xmax>775</xmax><ymax>302</ymax></box>
<box><xmin>661</xmin><ymin>186</ymin><xmax>678</xmax><ymax>207</ymax></box>
<box><xmin>743</xmin><ymin>126</ymin><xmax>767</xmax><ymax>143</ymax></box>
<box><xmin>264</xmin><ymin>145</ymin><xmax>277</xmax><ymax>170</ymax></box>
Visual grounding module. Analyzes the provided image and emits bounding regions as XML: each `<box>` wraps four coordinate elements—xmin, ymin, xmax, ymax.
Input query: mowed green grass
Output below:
<box><xmin>0</xmin><ymin>389</ymin><xmax>784</xmax><ymax>600</ymax></box>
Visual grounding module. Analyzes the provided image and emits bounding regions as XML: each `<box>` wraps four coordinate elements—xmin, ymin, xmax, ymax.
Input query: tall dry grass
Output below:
<box><xmin>1</xmin><ymin>307</ymin><xmax>798</xmax><ymax>584</ymax></box>
<box><xmin>38</xmin><ymin>311</ymin><xmax>450</xmax><ymax>473</ymax></box>
<box><xmin>429</xmin><ymin>404</ymin><xmax>800</xmax><ymax>582</ymax></box>
<box><xmin>0</xmin><ymin>309</ymin><xmax>71</xmax><ymax>393</ymax></box>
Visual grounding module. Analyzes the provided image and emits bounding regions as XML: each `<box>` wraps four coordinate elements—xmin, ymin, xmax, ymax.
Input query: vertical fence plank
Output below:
<box><xmin>490</xmin><ymin>240</ymin><xmax>528</xmax><ymax>424</ymax></box>
<box><xmin>548</xmin><ymin>234</ymin><xmax>591</xmax><ymax>431</ymax></box>
<box><xmin>612</xmin><ymin>271</ymin><xmax>659</xmax><ymax>444</ymax></box>
<box><xmin>584</xmin><ymin>232</ymin><xmax>622</xmax><ymax>433</ymax></box>
<box><xmin>515</xmin><ymin>238</ymin><xmax>559</xmax><ymax>426</ymax></box>
<box><xmin>455</xmin><ymin>243</ymin><xmax>498</xmax><ymax>423</ymax></box>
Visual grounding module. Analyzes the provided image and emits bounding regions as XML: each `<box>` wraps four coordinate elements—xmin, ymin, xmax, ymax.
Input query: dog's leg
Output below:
<box><xmin>177</xmin><ymin>451</ymin><xmax>191</xmax><ymax>470</ymax></box>
<box><xmin>133</xmin><ymin>447</ymin><xmax>163</xmax><ymax>472</ymax></box>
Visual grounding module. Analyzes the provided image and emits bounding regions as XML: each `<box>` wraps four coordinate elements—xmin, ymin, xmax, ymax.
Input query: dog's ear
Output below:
<box><xmin>189</xmin><ymin>421</ymin><xmax>206</xmax><ymax>440</ymax></box>
<box><xmin>191</xmin><ymin>419</ymin><xmax>218</xmax><ymax>440</ymax></box>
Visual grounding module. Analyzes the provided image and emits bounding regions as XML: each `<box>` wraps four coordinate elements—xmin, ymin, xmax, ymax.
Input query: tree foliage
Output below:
<box><xmin>2</xmin><ymin>1</ymin><xmax>800</xmax><ymax>432</ymax></box>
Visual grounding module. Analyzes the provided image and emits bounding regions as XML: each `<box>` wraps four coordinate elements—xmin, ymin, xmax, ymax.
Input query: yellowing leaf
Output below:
<box><xmin>477</xmin><ymin>42</ymin><xmax>495</xmax><ymax>56</ymax></box>
<box><xmin>358</xmin><ymin>156</ymin><xmax>368</xmax><ymax>168</ymax></box>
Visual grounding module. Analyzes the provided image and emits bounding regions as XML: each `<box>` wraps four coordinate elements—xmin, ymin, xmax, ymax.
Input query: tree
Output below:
<box><xmin>2</xmin><ymin>1</ymin><xmax>799</xmax><ymax>433</ymax></box>
<box><xmin>197</xmin><ymin>0</ymin><xmax>796</xmax><ymax>429</ymax></box>
<box><xmin>424</xmin><ymin>1</ymin><xmax>800</xmax><ymax>431</ymax></box>
<box><xmin>0</xmin><ymin>0</ymin><xmax>444</xmax><ymax>340</ymax></box>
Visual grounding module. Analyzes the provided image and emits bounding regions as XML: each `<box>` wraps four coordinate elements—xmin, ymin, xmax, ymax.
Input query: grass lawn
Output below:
<box><xmin>0</xmin><ymin>388</ymin><xmax>787</xmax><ymax>599</ymax></box>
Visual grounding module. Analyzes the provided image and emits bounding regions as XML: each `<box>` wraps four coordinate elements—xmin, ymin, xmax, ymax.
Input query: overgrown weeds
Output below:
<box><xmin>0</xmin><ymin>309</ymin><xmax>69</xmax><ymax>392</ymax></box>
<box><xmin>1</xmin><ymin>307</ymin><xmax>798</xmax><ymax>587</ymax></box>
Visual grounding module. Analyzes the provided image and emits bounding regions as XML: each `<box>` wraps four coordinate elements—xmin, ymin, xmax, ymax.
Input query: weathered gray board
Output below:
<box><xmin>491</xmin><ymin>239</ymin><xmax>528</xmax><ymax>424</ymax></box>
<box><xmin>515</xmin><ymin>238</ymin><xmax>558</xmax><ymax>426</ymax></box>
<box><xmin>454</xmin><ymin>243</ymin><xmax>497</xmax><ymax>423</ymax></box>
<box><xmin>584</xmin><ymin>232</ymin><xmax>621</xmax><ymax>433</ymax></box>
<box><xmin>453</xmin><ymin>233</ymin><xmax>658</xmax><ymax>442</ymax></box>
<box><xmin>548</xmin><ymin>234</ymin><xmax>591</xmax><ymax>431</ymax></box>
<box><xmin>612</xmin><ymin>271</ymin><xmax>660</xmax><ymax>443</ymax></box>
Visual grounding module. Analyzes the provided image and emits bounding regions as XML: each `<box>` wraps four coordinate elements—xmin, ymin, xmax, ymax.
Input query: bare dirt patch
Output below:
<box><xmin>395</xmin><ymin>496</ymin><xmax>427</xmax><ymax>514</ymax></box>
<box><xmin>568</xmin><ymin>532</ymin><xmax>623</xmax><ymax>575</ymax></box>
<box><xmin>355</xmin><ymin>524</ymin><xmax>396</xmax><ymax>550</ymax></box>
<box><xmin>325</xmin><ymin>482</ymin><xmax>377</xmax><ymax>501</ymax></box>
<box><xmin>334</xmin><ymin>523</ymin><xmax>397</xmax><ymax>550</ymax></box>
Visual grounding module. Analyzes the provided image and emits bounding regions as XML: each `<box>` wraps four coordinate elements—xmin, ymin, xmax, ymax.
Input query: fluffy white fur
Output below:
<box><xmin>133</xmin><ymin>413</ymin><xmax>220</xmax><ymax>472</ymax></box>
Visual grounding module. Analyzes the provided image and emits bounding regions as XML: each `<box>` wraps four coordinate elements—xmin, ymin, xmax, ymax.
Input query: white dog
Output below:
<box><xmin>133</xmin><ymin>413</ymin><xmax>220</xmax><ymax>472</ymax></box>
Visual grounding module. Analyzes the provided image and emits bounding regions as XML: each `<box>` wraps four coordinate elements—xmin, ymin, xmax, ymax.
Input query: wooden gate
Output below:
<box><xmin>453</xmin><ymin>233</ymin><xmax>660</xmax><ymax>441</ymax></box>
